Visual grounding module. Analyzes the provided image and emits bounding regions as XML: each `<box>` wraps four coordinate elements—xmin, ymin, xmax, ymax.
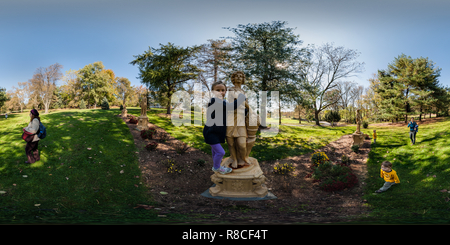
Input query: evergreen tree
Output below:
<box><xmin>223</xmin><ymin>21</ymin><xmax>310</xmax><ymax>125</ymax></box>
<box><xmin>79</xmin><ymin>99</ymin><xmax>86</xmax><ymax>109</ymax></box>
<box><xmin>130</xmin><ymin>43</ymin><xmax>201</xmax><ymax>114</ymax></box>
<box><xmin>101</xmin><ymin>97</ymin><xmax>109</xmax><ymax>110</ymax></box>
<box><xmin>377</xmin><ymin>54</ymin><xmax>443</xmax><ymax>122</ymax></box>
<box><xmin>324</xmin><ymin>110</ymin><xmax>341</xmax><ymax>127</ymax></box>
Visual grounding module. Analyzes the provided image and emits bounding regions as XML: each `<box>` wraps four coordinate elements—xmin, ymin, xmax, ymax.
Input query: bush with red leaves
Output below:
<box><xmin>140</xmin><ymin>128</ymin><xmax>156</xmax><ymax>140</ymax></box>
<box><xmin>129</xmin><ymin>116</ymin><xmax>138</xmax><ymax>124</ymax></box>
<box><xmin>305</xmin><ymin>161</ymin><xmax>358</xmax><ymax>192</ymax></box>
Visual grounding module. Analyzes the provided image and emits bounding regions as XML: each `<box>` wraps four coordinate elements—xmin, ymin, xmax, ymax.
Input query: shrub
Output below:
<box><xmin>145</xmin><ymin>141</ymin><xmax>158</xmax><ymax>151</ymax></box>
<box><xmin>79</xmin><ymin>99</ymin><xmax>86</xmax><ymax>109</ymax></box>
<box><xmin>140</xmin><ymin>128</ymin><xmax>156</xmax><ymax>140</ymax></box>
<box><xmin>101</xmin><ymin>97</ymin><xmax>110</xmax><ymax>110</ymax></box>
<box><xmin>129</xmin><ymin>116</ymin><xmax>138</xmax><ymax>124</ymax></box>
<box><xmin>341</xmin><ymin>154</ymin><xmax>350</xmax><ymax>164</ymax></box>
<box><xmin>273</xmin><ymin>162</ymin><xmax>295</xmax><ymax>175</ymax></box>
<box><xmin>351</xmin><ymin>144</ymin><xmax>359</xmax><ymax>153</ymax></box>
<box><xmin>362</xmin><ymin>121</ymin><xmax>368</xmax><ymax>129</ymax></box>
<box><xmin>158</xmin><ymin>131</ymin><xmax>170</xmax><ymax>143</ymax></box>
<box><xmin>196</xmin><ymin>159</ymin><xmax>206</xmax><ymax>167</ymax></box>
<box><xmin>308</xmin><ymin>161</ymin><xmax>358</xmax><ymax>192</ymax></box>
<box><xmin>310</xmin><ymin>151</ymin><xmax>329</xmax><ymax>167</ymax></box>
<box><xmin>175</xmin><ymin>142</ymin><xmax>189</xmax><ymax>154</ymax></box>
<box><xmin>324</xmin><ymin>110</ymin><xmax>341</xmax><ymax>126</ymax></box>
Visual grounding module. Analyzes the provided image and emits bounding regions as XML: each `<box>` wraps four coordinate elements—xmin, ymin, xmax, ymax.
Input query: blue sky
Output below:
<box><xmin>1</xmin><ymin>0</ymin><xmax>449</xmax><ymax>93</ymax></box>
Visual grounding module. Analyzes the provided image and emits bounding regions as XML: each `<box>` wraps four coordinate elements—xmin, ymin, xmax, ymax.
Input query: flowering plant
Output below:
<box><xmin>273</xmin><ymin>162</ymin><xmax>295</xmax><ymax>175</ymax></box>
<box><xmin>162</xmin><ymin>159</ymin><xmax>182</xmax><ymax>174</ymax></box>
<box><xmin>145</xmin><ymin>142</ymin><xmax>158</xmax><ymax>151</ymax></box>
<box><xmin>310</xmin><ymin>151</ymin><xmax>329</xmax><ymax>167</ymax></box>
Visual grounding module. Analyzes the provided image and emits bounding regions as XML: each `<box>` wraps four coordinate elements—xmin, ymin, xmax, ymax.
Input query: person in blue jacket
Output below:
<box><xmin>407</xmin><ymin>117</ymin><xmax>418</xmax><ymax>145</ymax></box>
<box><xmin>203</xmin><ymin>81</ymin><xmax>245</xmax><ymax>174</ymax></box>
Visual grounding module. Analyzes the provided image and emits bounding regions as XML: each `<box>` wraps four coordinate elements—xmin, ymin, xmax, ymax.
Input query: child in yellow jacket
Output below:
<box><xmin>375</xmin><ymin>161</ymin><xmax>400</xmax><ymax>193</ymax></box>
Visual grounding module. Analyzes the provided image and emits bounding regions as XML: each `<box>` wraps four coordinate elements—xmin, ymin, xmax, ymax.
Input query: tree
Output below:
<box><xmin>303</xmin><ymin>43</ymin><xmax>364</xmax><ymax>125</ymax></box>
<box><xmin>79</xmin><ymin>99</ymin><xmax>86</xmax><ymax>109</ymax></box>
<box><xmin>60</xmin><ymin>69</ymin><xmax>82</xmax><ymax>108</ymax></box>
<box><xmin>223</xmin><ymin>21</ymin><xmax>309</xmax><ymax>125</ymax></box>
<box><xmin>376</xmin><ymin>69</ymin><xmax>405</xmax><ymax>122</ymax></box>
<box><xmin>28</xmin><ymin>63</ymin><xmax>63</xmax><ymax>114</ymax></box>
<box><xmin>377</xmin><ymin>54</ymin><xmax>442</xmax><ymax>122</ymax></box>
<box><xmin>101</xmin><ymin>97</ymin><xmax>110</xmax><ymax>110</ymax></box>
<box><xmin>324</xmin><ymin>110</ymin><xmax>341</xmax><ymax>126</ymax></box>
<box><xmin>116</xmin><ymin>77</ymin><xmax>133</xmax><ymax>109</ymax></box>
<box><xmin>78</xmin><ymin>61</ymin><xmax>109</xmax><ymax>109</ymax></box>
<box><xmin>196</xmin><ymin>39</ymin><xmax>232</xmax><ymax>91</ymax></box>
<box><xmin>130</xmin><ymin>42</ymin><xmax>201</xmax><ymax>114</ymax></box>
<box><xmin>0</xmin><ymin>87</ymin><xmax>8</xmax><ymax>110</ymax></box>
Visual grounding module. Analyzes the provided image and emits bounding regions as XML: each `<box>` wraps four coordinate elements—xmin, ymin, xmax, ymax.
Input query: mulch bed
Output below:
<box><xmin>121</xmin><ymin>114</ymin><xmax>372</xmax><ymax>224</ymax></box>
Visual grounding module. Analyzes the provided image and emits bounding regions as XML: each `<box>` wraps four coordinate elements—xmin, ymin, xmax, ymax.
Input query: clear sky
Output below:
<box><xmin>1</xmin><ymin>0</ymin><xmax>449</xmax><ymax>93</ymax></box>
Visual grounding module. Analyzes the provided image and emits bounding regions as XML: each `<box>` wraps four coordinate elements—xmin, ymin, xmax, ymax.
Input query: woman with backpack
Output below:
<box><xmin>23</xmin><ymin>109</ymin><xmax>41</xmax><ymax>163</ymax></box>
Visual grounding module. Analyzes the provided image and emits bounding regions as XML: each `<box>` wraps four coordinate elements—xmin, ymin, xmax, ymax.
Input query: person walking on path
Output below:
<box><xmin>23</xmin><ymin>109</ymin><xmax>41</xmax><ymax>163</ymax></box>
<box><xmin>407</xmin><ymin>117</ymin><xmax>418</xmax><ymax>145</ymax></box>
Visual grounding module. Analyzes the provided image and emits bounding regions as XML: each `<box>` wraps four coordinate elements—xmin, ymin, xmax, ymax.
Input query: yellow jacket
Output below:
<box><xmin>380</xmin><ymin>169</ymin><xmax>400</xmax><ymax>183</ymax></box>
<box><xmin>373</xmin><ymin>133</ymin><xmax>377</xmax><ymax>139</ymax></box>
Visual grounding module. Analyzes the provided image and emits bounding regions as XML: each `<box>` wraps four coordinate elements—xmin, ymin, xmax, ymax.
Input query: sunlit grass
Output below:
<box><xmin>0</xmin><ymin>109</ymin><xmax>156</xmax><ymax>224</ymax></box>
<box><xmin>362</xmin><ymin>117</ymin><xmax>450</xmax><ymax>223</ymax></box>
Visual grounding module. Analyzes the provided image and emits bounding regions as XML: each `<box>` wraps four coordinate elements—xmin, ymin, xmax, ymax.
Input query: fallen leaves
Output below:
<box><xmin>134</xmin><ymin>204</ymin><xmax>154</xmax><ymax>210</ymax></box>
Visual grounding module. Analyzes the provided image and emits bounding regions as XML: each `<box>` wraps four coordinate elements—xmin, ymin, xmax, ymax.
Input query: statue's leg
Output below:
<box><xmin>226</xmin><ymin>136</ymin><xmax>238</xmax><ymax>168</ymax></box>
<box><xmin>236</xmin><ymin>137</ymin><xmax>248</xmax><ymax>166</ymax></box>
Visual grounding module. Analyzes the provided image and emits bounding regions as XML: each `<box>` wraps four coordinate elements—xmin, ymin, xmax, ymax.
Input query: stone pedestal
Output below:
<box><xmin>352</xmin><ymin>132</ymin><xmax>364</xmax><ymax>147</ymax></box>
<box><xmin>209</xmin><ymin>157</ymin><xmax>268</xmax><ymax>198</ymax></box>
<box><xmin>136</xmin><ymin>115</ymin><xmax>149</xmax><ymax>131</ymax></box>
<box><xmin>121</xmin><ymin>108</ymin><xmax>127</xmax><ymax>118</ymax></box>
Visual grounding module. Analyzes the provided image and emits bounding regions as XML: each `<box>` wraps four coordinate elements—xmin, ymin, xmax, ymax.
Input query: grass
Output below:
<box><xmin>0</xmin><ymin>109</ymin><xmax>157</xmax><ymax>224</ymax></box>
<box><xmin>361</xmin><ymin>117</ymin><xmax>450</xmax><ymax>223</ymax></box>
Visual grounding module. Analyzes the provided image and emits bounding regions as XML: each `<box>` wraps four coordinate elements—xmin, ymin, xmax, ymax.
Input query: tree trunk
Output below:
<box><xmin>314</xmin><ymin>109</ymin><xmax>320</xmax><ymax>126</ymax></box>
<box><xmin>279</xmin><ymin>98</ymin><xmax>281</xmax><ymax>125</ymax></box>
<box><xmin>298</xmin><ymin>109</ymin><xmax>301</xmax><ymax>124</ymax></box>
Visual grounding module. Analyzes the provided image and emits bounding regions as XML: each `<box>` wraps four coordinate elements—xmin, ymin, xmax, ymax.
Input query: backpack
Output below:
<box><xmin>37</xmin><ymin>122</ymin><xmax>47</xmax><ymax>139</ymax></box>
<box><xmin>415</xmin><ymin>125</ymin><xmax>419</xmax><ymax>132</ymax></box>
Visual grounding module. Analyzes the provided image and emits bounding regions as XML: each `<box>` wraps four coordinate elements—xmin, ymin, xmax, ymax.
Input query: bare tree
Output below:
<box><xmin>29</xmin><ymin>63</ymin><xmax>63</xmax><ymax>113</ymax></box>
<box><xmin>196</xmin><ymin>39</ymin><xmax>231</xmax><ymax>91</ymax></box>
<box><xmin>303</xmin><ymin>43</ymin><xmax>364</xmax><ymax>125</ymax></box>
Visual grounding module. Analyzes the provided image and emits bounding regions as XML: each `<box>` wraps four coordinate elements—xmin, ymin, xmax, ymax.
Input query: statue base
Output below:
<box><xmin>209</xmin><ymin>157</ymin><xmax>268</xmax><ymax>198</ymax></box>
<box><xmin>121</xmin><ymin>109</ymin><xmax>127</xmax><ymax>118</ymax></box>
<box><xmin>351</xmin><ymin>132</ymin><xmax>364</xmax><ymax>147</ymax></box>
<box><xmin>136</xmin><ymin>115</ymin><xmax>149</xmax><ymax>131</ymax></box>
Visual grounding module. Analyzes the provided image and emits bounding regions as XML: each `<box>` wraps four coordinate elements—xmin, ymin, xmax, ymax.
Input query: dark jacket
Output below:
<box><xmin>203</xmin><ymin>94</ymin><xmax>245</xmax><ymax>145</ymax></box>
<box><xmin>407</xmin><ymin>122</ymin><xmax>417</xmax><ymax>132</ymax></box>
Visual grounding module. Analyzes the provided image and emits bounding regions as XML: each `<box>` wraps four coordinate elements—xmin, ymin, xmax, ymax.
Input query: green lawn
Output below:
<box><xmin>362</xmin><ymin>117</ymin><xmax>450</xmax><ymax>223</ymax></box>
<box><xmin>0</xmin><ymin>109</ymin><xmax>158</xmax><ymax>224</ymax></box>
